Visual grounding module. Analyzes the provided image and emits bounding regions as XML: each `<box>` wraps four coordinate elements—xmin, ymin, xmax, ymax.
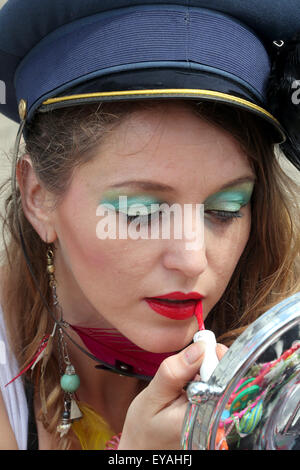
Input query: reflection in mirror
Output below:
<box><xmin>218</xmin><ymin>326</ymin><xmax>300</xmax><ymax>450</ymax></box>
<box><xmin>182</xmin><ymin>293</ymin><xmax>300</xmax><ymax>450</ymax></box>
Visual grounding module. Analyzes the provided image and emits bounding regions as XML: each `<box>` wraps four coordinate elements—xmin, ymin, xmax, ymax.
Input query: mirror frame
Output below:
<box><xmin>182</xmin><ymin>292</ymin><xmax>300</xmax><ymax>450</ymax></box>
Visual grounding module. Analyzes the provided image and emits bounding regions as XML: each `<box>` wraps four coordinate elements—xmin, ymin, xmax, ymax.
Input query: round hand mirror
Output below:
<box><xmin>181</xmin><ymin>292</ymin><xmax>300</xmax><ymax>450</ymax></box>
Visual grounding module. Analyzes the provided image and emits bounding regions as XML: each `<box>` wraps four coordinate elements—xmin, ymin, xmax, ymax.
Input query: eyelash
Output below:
<box><xmin>124</xmin><ymin>209</ymin><xmax>243</xmax><ymax>224</ymax></box>
<box><xmin>125</xmin><ymin>211</ymin><xmax>162</xmax><ymax>224</ymax></box>
<box><xmin>205</xmin><ymin>210</ymin><xmax>243</xmax><ymax>223</ymax></box>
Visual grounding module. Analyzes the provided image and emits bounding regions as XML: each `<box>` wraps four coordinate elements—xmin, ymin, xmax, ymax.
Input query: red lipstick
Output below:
<box><xmin>145</xmin><ymin>291</ymin><xmax>204</xmax><ymax>323</ymax></box>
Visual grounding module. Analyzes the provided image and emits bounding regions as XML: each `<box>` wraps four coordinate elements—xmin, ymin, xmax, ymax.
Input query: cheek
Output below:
<box><xmin>54</xmin><ymin>203</ymin><xmax>108</xmax><ymax>270</ymax></box>
<box><xmin>54</xmin><ymin>197</ymin><xmax>157</xmax><ymax>298</ymax></box>
<box><xmin>207</xmin><ymin>213</ymin><xmax>251</xmax><ymax>284</ymax></box>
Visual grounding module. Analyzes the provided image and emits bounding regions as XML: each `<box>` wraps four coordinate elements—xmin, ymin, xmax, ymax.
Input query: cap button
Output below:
<box><xmin>18</xmin><ymin>99</ymin><xmax>27</xmax><ymax>120</ymax></box>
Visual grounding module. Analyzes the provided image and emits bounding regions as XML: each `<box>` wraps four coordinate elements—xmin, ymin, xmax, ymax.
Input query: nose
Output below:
<box><xmin>162</xmin><ymin>240</ymin><xmax>208</xmax><ymax>278</ymax></box>
<box><xmin>161</xmin><ymin>211</ymin><xmax>208</xmax><ymax>278</ymax></box>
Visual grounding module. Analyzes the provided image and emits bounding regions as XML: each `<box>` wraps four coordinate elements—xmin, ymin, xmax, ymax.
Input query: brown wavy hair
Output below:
<box><xmin>0</xmin><ymin>100</ymin><xmax>299</xmax><ymax>449</ymax></box>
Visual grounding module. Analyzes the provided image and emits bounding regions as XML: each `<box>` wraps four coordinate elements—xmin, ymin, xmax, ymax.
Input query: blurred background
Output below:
<box><xmin>0</xmin><ymin>0</ymin><xmax>18</xmax><ymax>206</ymax></box>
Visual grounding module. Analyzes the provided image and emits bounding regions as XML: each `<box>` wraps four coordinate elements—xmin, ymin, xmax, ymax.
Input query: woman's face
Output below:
<box><xmin>50</xmin><ymin>103</ymin><xmax>255</xmax><ymax>353</ymax></box>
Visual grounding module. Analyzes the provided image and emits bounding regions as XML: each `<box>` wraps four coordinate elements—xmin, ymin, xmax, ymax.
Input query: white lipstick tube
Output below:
<box><xmin>193</xmin><ymin>330</ymin><xmax>219</xmax><ymax>382</ymax></box>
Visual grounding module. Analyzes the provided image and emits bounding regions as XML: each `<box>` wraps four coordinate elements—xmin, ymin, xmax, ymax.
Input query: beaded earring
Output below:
<box><xmin>46</xmin><ymin>247</ymin><xmax>83</xmax><ymax>437</ymax></box>
<box><xmin>45</xmin><ymin>247</ymin><xmax>120</xmax><ymax>449</ymax></box>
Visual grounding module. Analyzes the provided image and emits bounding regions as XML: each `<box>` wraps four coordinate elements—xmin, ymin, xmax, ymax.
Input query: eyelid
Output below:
<box><xmin>204</xmin><ymin>188</ymin><xmax>254</xmax><ymax>210</ymax></box>
<box><xmin>127</xmin><ymin>203</ymin><xmax>161</xmax><ymax>216</ymax></box>
<box><xmin>100</xmin><ymin>198</ymin><xmax>162</xmax><ymax>214</ymax></box>
<box><xmin>204</xmin><ymin>201</ymin><xmax>244</xmax><ymax>212</ymax></box>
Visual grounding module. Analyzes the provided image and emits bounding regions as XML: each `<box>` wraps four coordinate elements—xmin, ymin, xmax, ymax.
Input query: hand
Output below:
<box><xmin>118</xmin><ymin>341</ymin><xmax>228</xmax><ymax>450</ymax></box>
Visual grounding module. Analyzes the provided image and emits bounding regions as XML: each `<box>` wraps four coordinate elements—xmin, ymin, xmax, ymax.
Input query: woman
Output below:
<box><xmin>0</xmin><ymin>1</ymin><xmax>299</xmax><ymax>450</ymax></box>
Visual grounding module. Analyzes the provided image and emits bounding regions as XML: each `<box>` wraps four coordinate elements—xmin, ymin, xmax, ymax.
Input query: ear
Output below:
<box><xmin>16</xmin><ymin>155</ymin><xmax>57</xmax><ymax>243</ymax></box>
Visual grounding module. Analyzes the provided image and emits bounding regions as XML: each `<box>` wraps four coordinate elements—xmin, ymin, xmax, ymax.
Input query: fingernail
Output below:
<box><xmin>184</xmin><ymin>341</ymin><xmax>205</xmax><ymax>365</ymax></box>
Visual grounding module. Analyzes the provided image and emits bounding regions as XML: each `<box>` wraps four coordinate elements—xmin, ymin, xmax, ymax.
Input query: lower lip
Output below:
<box><xmin>145</xmin><ymin>298</ymin><xmax>200</xmax><ymax>320</ymax></box>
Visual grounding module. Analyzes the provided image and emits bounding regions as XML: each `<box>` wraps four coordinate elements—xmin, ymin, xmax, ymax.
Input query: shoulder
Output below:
<box><xmin>0</xmin><ymin>294</ymin><xmax>20</xmax><ymax>449</ymax></box>
<box><xmin>0</xmin><ymin>388</ymin><xmax>18</xmax><ymax>449</ymax></box>
<box><xmin>0</xmin><ymin>265</ymin><xmax>29</xmax><ymax>450</ymax></box>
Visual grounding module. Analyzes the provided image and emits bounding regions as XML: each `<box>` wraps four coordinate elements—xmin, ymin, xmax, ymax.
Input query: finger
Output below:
<box><xmin>146</xmin><ymin>341</ymin><xmax>206</xmax><ymax>411</ymax></box>
<box><xmin>216</xmin><ymin>343</ymin><xmax>228</xmax><ymax>360</ymax></box>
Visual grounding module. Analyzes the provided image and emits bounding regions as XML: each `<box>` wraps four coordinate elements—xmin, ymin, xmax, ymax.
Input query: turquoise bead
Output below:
<box><xmin>221</xmin><ymin>409</ymin><xmax>231</xmax><ymax>421</ymax></box>
<box><xmin>60</xmin><ymin>373</ymin><xmax>80</xmax><ymax>393</ymax></box>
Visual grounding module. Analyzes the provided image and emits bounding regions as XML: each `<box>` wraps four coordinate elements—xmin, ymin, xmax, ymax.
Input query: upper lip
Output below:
<box><xmin>147</xmin><ymin>291</ymin><xmax>204</xmax><ymax>301</ymax></box>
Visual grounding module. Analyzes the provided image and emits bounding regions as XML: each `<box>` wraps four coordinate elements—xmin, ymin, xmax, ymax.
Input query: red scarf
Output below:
<box><xmin>70</xmin><ymin>301</ymin><xmax>204</xmax><ymax>378</ymax></box>
<box><xmin>70</xmin><ymin>325</ymin><xmax>176</xmax><ymax>377</ymax></box>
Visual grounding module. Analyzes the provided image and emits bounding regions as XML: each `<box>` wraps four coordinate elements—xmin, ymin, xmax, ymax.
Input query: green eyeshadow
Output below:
<box><xmin>204</xmin><ymin>182</ymin><xmax>254</xmax><ymax>212</ymax></box>
<box><xmin>100</xmin><ymin>193</ymin><xmax>162</xmax><ymax>215</ymax></box>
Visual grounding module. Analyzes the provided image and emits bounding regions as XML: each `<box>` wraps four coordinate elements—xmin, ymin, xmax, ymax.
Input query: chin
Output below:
<box><xmin>131</xmin><ymin>328</ymin><xmax>193</xmax><ymax>354</ymax></box>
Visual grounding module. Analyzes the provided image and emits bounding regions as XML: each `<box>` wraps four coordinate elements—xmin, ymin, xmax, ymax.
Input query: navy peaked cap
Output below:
<box><xmin>1</xmin><ymin>0</ymin><xmax>300</xmax><ymax>143</ymax></box>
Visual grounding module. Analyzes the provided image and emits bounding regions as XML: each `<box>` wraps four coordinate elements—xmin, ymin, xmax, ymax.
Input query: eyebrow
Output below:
<box><xmin>109</xmin><ymin>180</ymin><xmax>176</xmax><ymax>193</ymax></box>
<box><xmin>109</xmin><ymin>176</ymin><xmax>256</xmax><ymax>193</ymax></box>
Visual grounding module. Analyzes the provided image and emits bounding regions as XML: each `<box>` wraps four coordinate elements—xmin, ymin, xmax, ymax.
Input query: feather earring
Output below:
<box><xmin>267</xmin><ymin>34</ymin><xmax>300</xmax><ymax>171</ymax></box>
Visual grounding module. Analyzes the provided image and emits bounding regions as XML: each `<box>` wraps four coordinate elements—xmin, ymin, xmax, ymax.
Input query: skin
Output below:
<box><xmin>0</xmin><ymin>388</ymin><xmax>18</xmax><ymax>450</ymax></box>
<box><xmin>15</xmin><ymin>102</ymin><xmax>255</xmax><ymax>449</ymax></box>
